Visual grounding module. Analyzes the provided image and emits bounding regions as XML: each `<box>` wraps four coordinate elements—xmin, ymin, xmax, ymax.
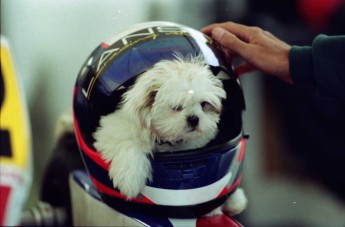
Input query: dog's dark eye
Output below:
<box><xmin>201</xmin><ymin>101</ymin><xmax>207</xmax><ymax>108</ymax></box>
<box><xmin>171</xmin><ymin>105</ymin><xmax>183</xmax><ymax>111</ymax></box>
<box><xmin>201</xmin><ymin>101</ymin><xmax>216</xmax><ymax>112</ymax></box>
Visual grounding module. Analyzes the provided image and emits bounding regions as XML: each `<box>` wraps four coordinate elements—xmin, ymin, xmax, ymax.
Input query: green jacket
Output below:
<box><xmin>290</xmin><ymin>35</ymin><xmax>345</xmax><ymax>101</ymax></box>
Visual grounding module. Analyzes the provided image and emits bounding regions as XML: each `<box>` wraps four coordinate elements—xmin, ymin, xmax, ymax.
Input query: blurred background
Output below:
<box><xmin>1</xmin><ymin>0</ymin><xmax>345</xmax><ymax>226</ymax></box>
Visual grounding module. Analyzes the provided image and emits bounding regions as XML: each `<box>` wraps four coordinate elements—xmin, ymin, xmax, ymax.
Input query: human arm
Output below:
<box><xmin>202</xmin><ymin>22</ymin><xmax>292</xmax><ymax>84</ymax></box>
<box><xmin>202</xmin><ymin>22</ymin><xmax>345</xmax><ymax>101</ymax></box>
<box><xmin>290</xmin><ymin>35</ymin><xmax>345</xmax><ymax>101</ymax></box>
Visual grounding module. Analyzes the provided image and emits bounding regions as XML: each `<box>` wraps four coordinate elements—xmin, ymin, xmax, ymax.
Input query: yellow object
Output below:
<box><xmin>0</xmin><ymin>37</ymin><xmax>31</xmax><ymax>168</ymax></box>
<box><xmin>0</xmin><ymin>36</ymin><xmax>32</xmax><ymax>226</ymax></box>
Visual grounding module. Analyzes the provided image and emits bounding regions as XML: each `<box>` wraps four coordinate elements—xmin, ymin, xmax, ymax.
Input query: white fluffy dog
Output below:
<box><xmin>93</xmin><ymin>55</ymin><xmax>247</xmax><ymax>215</ymax></box>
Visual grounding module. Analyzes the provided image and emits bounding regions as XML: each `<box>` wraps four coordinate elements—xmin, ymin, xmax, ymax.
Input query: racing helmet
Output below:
<box><xmin>73</xmin><ymin>21</ymin><xmax>246</xmax><ymax>218</ymax></box>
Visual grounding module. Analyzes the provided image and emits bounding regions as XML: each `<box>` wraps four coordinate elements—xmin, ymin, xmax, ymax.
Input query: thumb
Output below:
<box><xmin>234</xmin><ymin>62</ymin><xmax>256</xmax><ymax>76</ymax></box>
<box><xmin>212</xmin><ymin>27</ymin><xmax>248</xmax><ymax>56</ymax></box>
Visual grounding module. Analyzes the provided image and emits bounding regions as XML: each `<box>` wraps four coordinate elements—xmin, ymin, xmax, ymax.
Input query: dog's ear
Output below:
<box><xmin>121</xmin><ymin>72</ymin><xmax>161</xmax><ymax>129</ymax></box>
<box><xmin>142</xmin><ymin>90</ymin><xmax>158</xmax><ymax>111</ymax></box>
<box><xmin>138</xmin><ymin>89</ymin><xmax>158</xmax><ymax>128</ymax></box>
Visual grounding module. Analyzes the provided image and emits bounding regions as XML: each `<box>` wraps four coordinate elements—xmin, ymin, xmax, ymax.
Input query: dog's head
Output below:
<box><xmin>122</xmin><ymin>55</ymin><xmax>226</xmax><ymax>144</ymax></box>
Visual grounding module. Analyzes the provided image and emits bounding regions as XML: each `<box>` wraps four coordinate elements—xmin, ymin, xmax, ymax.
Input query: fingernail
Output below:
<box><xmin>212</xmin><ymin>27</ymin><xmax>225</xmax><ymax>40</ymax></box>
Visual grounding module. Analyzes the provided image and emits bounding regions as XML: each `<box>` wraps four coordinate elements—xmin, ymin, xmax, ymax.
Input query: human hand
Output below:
<box><xmin>202</xmin><ymin>22</ymin><xmax>292</xmax><ymax>84</ymax></box>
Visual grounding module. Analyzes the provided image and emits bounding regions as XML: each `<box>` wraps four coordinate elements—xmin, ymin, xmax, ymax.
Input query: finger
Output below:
<box><xmin>219</xmin><ymin>44</ymin><xmax>239</xmax><ymax>58</ymax></box>
<box><xmin>212</xmin><ymin>27</ymin><xmax>249</xmax><ymax>55</ymax></box>
<box><xmin>201</xmin><ymin>23</ymin><xmax>221</xmax><ymax>35</ymax></box>
<box><xmin>263</xmin><ymin>30</ymin><xmax>274</xmax><ymax>38</ymax></box>
<box><xmin>234</xmin><ymin>63</ymin><xmax>256</xmax><ymax>76</ymax></box>
<box><xmin>221</xmin><ymin>48</ymin><xmax>237</xmax><ymax>66</ymax></box>
<box><xmin>220</xmin><ymin>22</ymin><xmax>265</xmax><ymax>43</ymax></box>
<box><xmin>204</xmin><ymin>22</ymin><xmax>264</xmax><ymax>43</ymax></box>
<box><xmin>262</xmin><ymin>30</ymin><xmax>280</xmax><ymax>41</ymax></box>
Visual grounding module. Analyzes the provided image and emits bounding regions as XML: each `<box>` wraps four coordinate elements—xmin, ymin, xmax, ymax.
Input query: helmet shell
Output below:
<box><xmin>73</xmin><ymin>21</ymin><xmax>246</xmax><ymax>218</ymax></box>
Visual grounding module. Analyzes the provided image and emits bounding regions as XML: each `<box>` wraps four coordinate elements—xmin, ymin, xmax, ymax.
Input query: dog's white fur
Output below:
<box><xmin>93</xmin><ymin>55</ymin><xmax>247</xmax><ymax>215</ymax></box>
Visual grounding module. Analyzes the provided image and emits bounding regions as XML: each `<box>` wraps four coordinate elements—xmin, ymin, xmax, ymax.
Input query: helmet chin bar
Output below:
<box><xmin>70</xmin><ymin>171</ymin><xmax>244</xmax><ymax>226</ymax></box>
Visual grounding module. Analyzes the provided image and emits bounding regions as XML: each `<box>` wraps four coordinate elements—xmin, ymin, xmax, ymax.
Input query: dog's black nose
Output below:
<box><xmin>187</xmin><ymin>115</ymin><xmax>199</xmax><ymax>127</ymax></box>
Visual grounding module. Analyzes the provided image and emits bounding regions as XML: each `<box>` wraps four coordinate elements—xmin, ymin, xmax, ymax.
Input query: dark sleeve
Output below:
<box><xmin>289</xmin><ymin>34</ymin><xmax>345</xmax><ymax>101</ymax></box>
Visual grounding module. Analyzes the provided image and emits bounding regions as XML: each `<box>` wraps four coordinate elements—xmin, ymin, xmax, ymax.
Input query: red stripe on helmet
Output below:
<box><xmin>237</xmin><ymin>139</ymin><xmax>245</xmax><ymax>163</ymax></box>
<box><xmin>100</xmin><ymin>42</ymin><xmax>109</xmax><ymax>48</ymax></box>
<box><xmin>216</xmin><ymin>175</ymin><xmax>242</xmax><ymax>198</ymax></box>
<box><xmin>196</xmin><ymin>214</ymin><xmax>243</xmax><ymax>227</ymax></box>
<box><xmin>73</xmin><ymin>113</ymin><xmax>110</xmax><ymax>171</ymax></box>
<box><xmin>90</xmin><ymin>176</ymin><xmax>155</xmax><ymax>204</ymax></box>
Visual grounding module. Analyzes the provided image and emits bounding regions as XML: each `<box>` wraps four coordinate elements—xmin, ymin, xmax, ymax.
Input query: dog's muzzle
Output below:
<box><xmin>187</xmin><ymin>115</ymin><xmax>199</xmax><ymax>128</ymax></box>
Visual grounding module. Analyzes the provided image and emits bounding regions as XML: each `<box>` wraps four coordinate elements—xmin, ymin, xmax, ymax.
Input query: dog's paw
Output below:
<box><xmin>222</xmin><ymin>188</ymin><xmax>248</xmax><ymax>216</ymax></box>
<box><xmin>108</xmin><ymin>149</ymin><xmax>152</xmax><ymax>199</ymax></box>
<box><xmin>115</xmin><ymin>168</ymin><xmax>148</xmax><ymax>199</ymax></box>
<box><xmin>114</xmin><ymin>178</ymin><xmax>142</xmax><ymax>199</ymax></box>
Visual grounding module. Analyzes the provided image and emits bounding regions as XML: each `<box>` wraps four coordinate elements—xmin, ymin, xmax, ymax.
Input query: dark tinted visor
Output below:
<box><xmin>74</xmin><ymin>35</ymin><xmax>243</xmax><ymax>149</ymax></box>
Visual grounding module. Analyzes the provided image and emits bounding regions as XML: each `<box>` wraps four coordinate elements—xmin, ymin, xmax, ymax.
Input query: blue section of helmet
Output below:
<box><xmin>97</xmin><ymin>36</ymin><xmax>202</xmax><ymax>95</ymax></box>
<box><xmin>148</xmin><ymin>146</ymin><xmax>237</xmax><ymax>189</ymax></box>
<box><xmin>81</xmin><ymin>145</ymin><xmax>237</xmax><ymax>191</ymax></box>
